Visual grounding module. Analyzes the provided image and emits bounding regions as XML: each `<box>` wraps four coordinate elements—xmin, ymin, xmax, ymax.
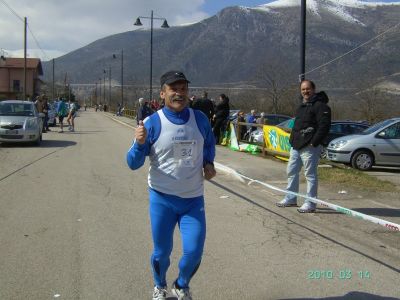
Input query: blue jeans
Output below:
<box><xmin>284</xmin><ymin>145</ymin><xmax>322</xmax><ymax>207</ymax></box>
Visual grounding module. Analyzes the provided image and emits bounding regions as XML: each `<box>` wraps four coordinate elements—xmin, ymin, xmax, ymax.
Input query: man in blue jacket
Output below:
<box><xmin>126</xmin><ymin>71</ymin><xmax>216</xmax><ymax>300</ymax></box>
<box><xmin>276</xmin><ymin>80</ymin><xmax>331</xmax><ymax>213</ymax></box>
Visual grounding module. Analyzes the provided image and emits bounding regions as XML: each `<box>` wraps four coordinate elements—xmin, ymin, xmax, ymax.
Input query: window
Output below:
<box><xmin>380</xmin><ymin>122</ymin><xmax>400</xmax><ymax>139</ymax></box>
<box><xmin>13</xmin><ymin>80</ymin><xmax>20</xmax><ymax>92</ymax></box>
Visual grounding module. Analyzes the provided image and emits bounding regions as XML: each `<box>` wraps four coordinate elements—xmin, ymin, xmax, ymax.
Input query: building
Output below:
<box><xmin>0</xmin><ymin>57</ymin><xmax>43</xmax><ymax>100</ymax></box>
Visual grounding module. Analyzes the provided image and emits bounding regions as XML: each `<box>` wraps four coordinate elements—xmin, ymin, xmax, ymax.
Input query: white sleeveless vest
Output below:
<box><xmin>148</xmin><ymin>108</ymin><xmax>204</xmax><ymax>198</ymax></box>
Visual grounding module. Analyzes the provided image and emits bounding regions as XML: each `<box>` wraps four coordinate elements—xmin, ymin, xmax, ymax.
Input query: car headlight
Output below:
<box><xmin>330</xmin><ymin>140</ymin><xmax>348</xmax><ymax>149</ymax></box>
<box><xmin>25</xmin><ymin>118</ymin><xmax>39</xmax><ymax>130</ymax></box>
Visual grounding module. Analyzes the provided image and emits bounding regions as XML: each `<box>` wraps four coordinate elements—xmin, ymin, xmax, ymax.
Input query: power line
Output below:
<box><xmin>1</xmin><ymin>0</ymin><xmax>50</xmax><ymax>60</ymax></box>
<box><xmin>302</xmin><ymin>21</ymin><xmax>400</xmax><ymax>78</ymax></box>
<box><xmin>0</xmin><ymin>0</ymin><xmax>24</xmax><ymax>21</ymax></box>
<box><xmin>27</xmin><ymin>24</ymin><xmax>50</xmax><ymax>61</ymax></box>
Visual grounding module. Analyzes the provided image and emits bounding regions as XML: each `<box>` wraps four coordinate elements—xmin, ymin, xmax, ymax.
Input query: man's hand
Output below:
<box><xmin>203</xmin><ymin>163</ymin><xmax>216</xmax><ymax>180</ymax></box>
<box><xmin>135</xmin><ymin>120</ymin><xmax>147</xmax><ymax>144</ymax></box>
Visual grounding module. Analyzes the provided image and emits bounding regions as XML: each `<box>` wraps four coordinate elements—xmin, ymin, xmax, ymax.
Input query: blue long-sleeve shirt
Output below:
<box><xmin>127</xmin><ymin>107</ymin><xmax>215</xmax><ymax>170</ymax></box>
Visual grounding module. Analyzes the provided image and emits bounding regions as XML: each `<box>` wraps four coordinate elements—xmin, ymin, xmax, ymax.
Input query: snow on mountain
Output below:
<box><xmin>254</xmin><ymin>0</ymin><xmax>400</xmax><ymax>25</ymax></box>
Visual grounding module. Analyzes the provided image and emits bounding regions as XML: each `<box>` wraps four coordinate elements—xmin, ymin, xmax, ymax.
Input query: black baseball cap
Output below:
<box><xmin>160</xmin><ymin>71</ymin><xmax>190</xmax><ymax>87</ymax></box>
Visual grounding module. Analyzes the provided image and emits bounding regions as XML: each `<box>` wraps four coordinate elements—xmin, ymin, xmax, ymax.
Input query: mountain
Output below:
<box><xmin>42</xmin><ymin>0</ymin><xmax>400</xmax><ymax>92</ymax></box>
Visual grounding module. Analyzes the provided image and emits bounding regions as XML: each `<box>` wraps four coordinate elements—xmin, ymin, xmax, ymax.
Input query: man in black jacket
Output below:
<box><xmin>276</xmin><ymin>80</ymin><xmax>331</xmax><ymax>213</ymax></box>
<box><xmin>212</xmin><ymin>93</ymin><xmax>230</xmax><ymax>144</ymax></box>
<box><xmin>192</xmin><ymin>91</ymin><xmax>214</xmax><ymax>123</ymax></box>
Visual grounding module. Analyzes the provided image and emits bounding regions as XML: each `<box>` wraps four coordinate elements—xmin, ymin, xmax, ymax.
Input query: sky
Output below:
<box><xmin>0</xmin><ymin>0</ymin><xmax>399</xmax><ymax>61</ymax></box>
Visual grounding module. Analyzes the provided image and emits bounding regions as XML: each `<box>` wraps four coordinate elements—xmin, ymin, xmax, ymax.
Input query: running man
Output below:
<box><xmin>126</xmin><ymin>71</ymin><xmax>216</xmax><ymax>300</ymax></box>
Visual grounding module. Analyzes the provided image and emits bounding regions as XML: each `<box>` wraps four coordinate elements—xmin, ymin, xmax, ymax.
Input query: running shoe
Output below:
<box><xmin>152</xmin><ymin>286</ymin><xmax>167</xmax><ymax>300</ymax></box>
<box><xmin>276</xmin><ymin>199</ymin><xmax>297</xmax><ymax>207</ymax></box>
<box><xmin>297</xmin><ymin>202</ymin><xmax>316</xmax><ymax>213</ymax></box>
<box><xmin>171</xmin><ymin>281</ymin><xmax>192</xmax><ymax>300</ymax></box>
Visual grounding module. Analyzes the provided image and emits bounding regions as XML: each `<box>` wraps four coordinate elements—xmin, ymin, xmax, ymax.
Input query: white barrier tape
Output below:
<box><xmin>214</xmin><ymin>162</ymin><xmax>400</xmax><ymax>232</ymax></box>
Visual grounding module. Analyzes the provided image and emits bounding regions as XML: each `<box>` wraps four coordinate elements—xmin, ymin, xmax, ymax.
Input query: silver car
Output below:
<box><xmin>327</xmin><ymin>118</ymin><xmax>400</xmax><ymax>170</ymax></box>
<box><xmin>0</xmin><ymin>100</ymin><xmax>44</xmax><ymax>145</ymax></box>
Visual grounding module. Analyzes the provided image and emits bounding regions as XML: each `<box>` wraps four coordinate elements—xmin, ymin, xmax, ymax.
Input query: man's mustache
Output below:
<box><xmin>172</xmin><ymin>96</ymin><xmax>186</xmax><ymax>101</ymax></box>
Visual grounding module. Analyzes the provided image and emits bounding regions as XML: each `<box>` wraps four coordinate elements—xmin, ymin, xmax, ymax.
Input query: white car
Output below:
<box><xmin>0</xmin><ymin>100</ymin><xmax>44</xmax><ymax>145</ymax></box>
<box><xmin>327</xmin><ymin>118</ymin><xmax>400</xmax><ymax>170</ymax></box>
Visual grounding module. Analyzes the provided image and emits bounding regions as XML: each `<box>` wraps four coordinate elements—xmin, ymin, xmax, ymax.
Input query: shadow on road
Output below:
<box><xmin>354</xmin><ymin>208</ymin><xmax>400</xmax><ymax>218</ymax></box>
<box><xmin>369</xmin><ymin>167</ymin><xmax>400</xmax><ymax>173</ymax></box>
<box><xmin>40</xmin><ymin>140</ymin><xmax>77</xmax><ymax>148</ymax></box>
<box><xmin>279</xmin><ymin>291</ymin><xmax>399</xmax><ymax>299</ymax></box>
<box><xmin>209</xmin><ymin>180</ymin><xmax>400</xmax><ymax>274</ymax></box>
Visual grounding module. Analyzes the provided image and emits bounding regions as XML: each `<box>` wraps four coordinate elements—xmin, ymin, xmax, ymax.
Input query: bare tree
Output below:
<box><xmin>255</xmin><ymin>57</ymin><xmax>297</xmax><ymax>114</ymax></box>
<box><xmin>355</xmin><ymin>88</ymin><xmax>387</xmax><ymax>124</ymax></box>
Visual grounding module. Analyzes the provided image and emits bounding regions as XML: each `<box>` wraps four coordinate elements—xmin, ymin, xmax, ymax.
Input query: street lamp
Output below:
<box><xmin>108</xmin><ymin>66</ymin><xmax>111</xmax><ymax>107</ymax></box>
<box><xmin>98</xmin><ymin>78</ymin><xmax>102</xmax><ymax>104</ymax></box>
<box><xmin>134</xmin><ymin>10</ymin><xmax>169</xmax><ymax>102</ymax></box>
<box><xmin>103</xmin><ymin>69</ymin><xmax>106</xmax><ymax>107</ymax></box>
<box><xmin>112</xmin><ymin>50</ymin><xmax>124</xmax><ymax>109</ymax></box>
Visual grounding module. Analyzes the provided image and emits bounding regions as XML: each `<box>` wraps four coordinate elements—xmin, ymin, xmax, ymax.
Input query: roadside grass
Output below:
<box><xmin>318</xmin><ymin>166</ymin><xmax>396</xmax><ymax>192</ymax></box>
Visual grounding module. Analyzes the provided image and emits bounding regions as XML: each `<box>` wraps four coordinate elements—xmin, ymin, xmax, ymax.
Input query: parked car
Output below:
<box><xmin>276</xmin><ymin>119</ymin><xmax>369</xmax><ymax>158</ymax></box>
<box><xmin>327</xmin><ymin>118</ymin><xmax>400</xmax><ymax>170</ymax></box>
<box><xmin>0</xmin><ymin>100</ymin><xmax>44</xmax><ymax>145</ymax></box>
<box><xmin>323</xmin><ymin>121</ymin><xmax>369</xmax><ymax>146</ymax></box>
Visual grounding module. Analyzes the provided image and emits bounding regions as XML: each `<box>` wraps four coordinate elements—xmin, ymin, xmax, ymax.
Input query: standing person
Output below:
<box><xmin>276</xmin><ymin>80</ymin><xmax>331</xmax><ymax>213</ymax></box>
<box><xmin>66</xmin><ymin>102</ymin><xmax>77</xmax><ymax>132</ymax></box>
<box><xmin>192</xmin><ymin>91</ymin><xmax>214</xmax><ymax>123</ymax></box>
<box><xmin>256</xmin><ymin>112</ymin><xmax>266</xmax><ymax>125</ymax></box>
<box><xmin>188</xmin><ymin>95</ymin><xmax>196</xmax><ymax>108</ymax></box>
<box><xmin>42</xmin><ymin>97</ymin><xmax>50</xmax><ymax>132</ymax></box>
<box><xmin>136</xmin><ymin>98</ymin><xmax>153</xmax><ymax>125</ymax></box>
<box><xmin>126</xmin><ymin>71</ymin><xmax>216</xmax><ymax>300</ymax></box>
<box><xmin>237</xmin><ymin>111</ymin><xmax>247</xmax><ymax>140</ymax></box>
<box><xmin>212</xmin><ymin>94</ymin><xmax>230</xmax><ymax>144</ymax></box>
<box><xmin>57</xmin><ymin>98</ymin><xmax>68</xmax><ymax>133</ymax></box>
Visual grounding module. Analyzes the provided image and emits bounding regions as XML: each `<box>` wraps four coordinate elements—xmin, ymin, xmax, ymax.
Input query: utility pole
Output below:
<box><xmin>103</xmin><ymin>70</ymin><xmax>106</xmax><ymax>107</ymax></box>
<box><xmin>108</xmin><ymin>66</ymin><xmax>111</xmax><ymax>107</ymax></box>
<box><xmin>121</xmin><ymin>49</ymin><xmax>124</xmax><ymax>108</ymax></box>
<box><xmin>95</xmin><ymin>81</ymin><xmax>98</xmax><ymax>104</ymax></box>
<box><xmin>300</xmin><ymin>0</ymin><xmax>306</xmax><ymax>82</ymax></box>
<box><xmin>52</xmin><ymin>59</ymin><xmax>55</xmax><ymax>100</ymax></box>
<box><xmin>23</xmin><ymin>17</ymin><xmax>27</xmax><ymax>100</ymax></box>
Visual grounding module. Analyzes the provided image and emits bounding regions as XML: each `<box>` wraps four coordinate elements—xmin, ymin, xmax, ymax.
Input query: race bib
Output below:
<box><xmin>173</xmin><ymin>140</ymin><xmax>196</xmax><ymax>167</ymax></box>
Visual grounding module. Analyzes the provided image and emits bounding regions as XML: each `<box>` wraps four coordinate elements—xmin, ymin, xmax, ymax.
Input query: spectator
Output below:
<box><xmin>150</xmin><ymin>99</ymin><xmax>160</xmax><ymax>111</ymax></box>
<box><xmin>246</xmin><ymin>109</ymin><xmax>257</xmax><ymax>134</ymax></box>
<box><xmin>188</xmin><ymin>95</ymin><xmax>196</xmax><ymax>108</ymax></box>
<box><xmin>42</xmin><ymin>97</ymin><xmax>50</xmax><ymax>132</ymax></box>
<box><xmin>276</xmin><ymin>80</ymin><xmax>331</xmax><ymax>213</ymax></box>
<box><xmin>57</xmin><ymin>98</ymin><xmax>68</xmax><ymax>133</ymax></box>
<box><xmin>237</xmin><ymin>111</ymin><xmax>247</xmax><ymax>140</ymax></box>
<box><xmin>136</xmin><ymin>98</ymin><xmax>153</xmax><ymax>125</ymax></box>
<box><xmin>256</xmin><ymin>112</ymin><xmax>266</xmax><ymax>125</ymax></box>
<box><xmin>212</xmin><ymin>93</ymin><xmax>230</xmax><ymax>144</ymax></box>
<box><xmin>192</xmin><ymin>91</ymin><xmax>214</xmax><ymax>122</ymax></box>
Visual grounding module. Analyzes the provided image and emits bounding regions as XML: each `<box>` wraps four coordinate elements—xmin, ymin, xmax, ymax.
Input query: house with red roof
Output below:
<box><xmin>0</xmin><ymin>56</ymin><xmax>43</xmax><ymax>100</ymax></box>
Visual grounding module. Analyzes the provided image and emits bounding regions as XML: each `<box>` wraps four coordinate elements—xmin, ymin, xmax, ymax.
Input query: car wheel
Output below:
<box><xmin>351</xmin><ymin>150</ymin><xmax>373</xmax><ymax>171</ymax></box>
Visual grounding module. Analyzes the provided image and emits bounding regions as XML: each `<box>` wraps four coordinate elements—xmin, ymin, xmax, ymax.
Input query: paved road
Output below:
<box><xmin>0</xmin><ymin>110</ymin><xmax>399</xmax><ymax>300</ymax></box>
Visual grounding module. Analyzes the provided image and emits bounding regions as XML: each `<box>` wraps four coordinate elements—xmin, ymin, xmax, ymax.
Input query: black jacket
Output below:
<box><xmin>192</xmin><ymin>98</ymin><xmax>214</xmax><ymax>120</ymax></box>
<box><xmin>214</xmin><ymin>98</ymin><xmax>230</xmax><ymax>120</ymax></box>
<box><xmin>290</xmin><ymin>92</ymin><xmax>331</xmax><ymax>150</ymax></box>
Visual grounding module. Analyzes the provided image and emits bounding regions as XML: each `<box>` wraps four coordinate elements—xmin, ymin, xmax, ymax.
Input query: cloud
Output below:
<box><xmin>0</xmin><ymin>0</ymin><xmax>208</xmax><ymax>60</ymax></box>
